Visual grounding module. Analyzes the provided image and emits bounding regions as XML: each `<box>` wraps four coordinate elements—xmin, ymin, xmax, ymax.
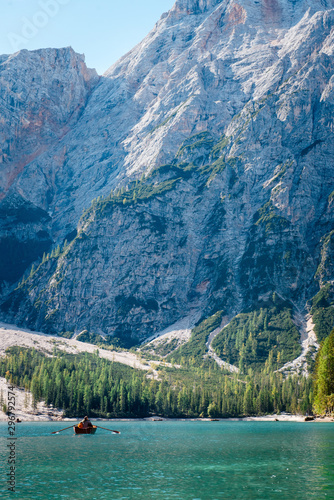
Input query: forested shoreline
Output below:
<box><xmin>0</xmin><ymin>346</ymin><xmax>315</xmax><ymax>418</ymax></box>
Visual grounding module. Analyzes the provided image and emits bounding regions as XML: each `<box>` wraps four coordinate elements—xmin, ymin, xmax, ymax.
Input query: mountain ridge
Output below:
<box><xmin>1</xmin><ymin>0</ymin><xmax>334</xmax><ymax>369</ymax></box>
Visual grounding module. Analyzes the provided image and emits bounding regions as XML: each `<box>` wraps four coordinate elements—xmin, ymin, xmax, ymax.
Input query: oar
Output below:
<box><xmin>51</xmin><ymin>424</ymin><xmax>78</xmax><ymax>434</ymax></box>
<box><xmin>94</xmin><ymin>425</ymin><xmax>120</xmax><ymax>434</ymax></box>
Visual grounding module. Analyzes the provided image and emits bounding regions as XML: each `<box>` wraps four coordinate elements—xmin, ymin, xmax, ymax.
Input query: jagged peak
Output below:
<box><xmin>8</xmin><ymin>45</ymin><xmax>78</xmax><ymax>61</ymax></box>
<box><xmin>172</xmin><ymin>0</ymin><xmax>334</xmax><ymax>9</ymax></box>
<box><xmin>170</xmin><ymin>0</ymin><xmax>334</xmax><ymax>20</ymax></box>
<box><xmin>104</xmin><ymin>0</ymin><xmax>334</xmax><ymax>79</ymax></box>
<box><xmin>172</xmin><ymin>0</ymin><xmax>222</xmax><ymax>14</ymax></box>
<box><xmin>2</xmin><ymin>46</ymin><xmax>98</xmax><ymax>81</ymax></box>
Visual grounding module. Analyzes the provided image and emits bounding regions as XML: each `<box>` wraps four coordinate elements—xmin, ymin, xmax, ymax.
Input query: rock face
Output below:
<box><xmin>1</xmin><ymin>0</ymin><xmax>334</xmax><ymax>349</ymax></box>
<box><xmin>0</xmin><ymin>47</ymin><xmax>98</xmax><ymax>292</ymax></box>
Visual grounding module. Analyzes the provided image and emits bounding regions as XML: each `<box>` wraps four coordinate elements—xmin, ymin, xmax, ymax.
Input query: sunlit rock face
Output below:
<box><xmin>0</xmin><ymin>47</ymin><xmax>98</xmax><ymax>292</ymax></box>
<box><xmin>1</xmin><ymin>0</ymin><xmax>334</xmax><ymax>345</ymax></box>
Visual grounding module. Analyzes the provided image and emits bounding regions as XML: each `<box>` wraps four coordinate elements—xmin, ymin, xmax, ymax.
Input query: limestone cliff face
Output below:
<box><xmin>0</xmin><ymin>48</ymin><xmax>98</xmax><ymax>291</ymax></box>
<box><xmin>0</xmin><ymin>47</ymin><xmax>98</xmax><ymax>201</ymax></box>
<box><xmin>1</xmin><ymin>0</ymin><xmax>334</xmax><ymax>346</ymax></box>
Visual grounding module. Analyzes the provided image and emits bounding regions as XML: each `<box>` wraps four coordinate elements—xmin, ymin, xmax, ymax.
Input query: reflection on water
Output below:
<box><xmin>0</xmin><ymin>422</ymin><xmax>333</xmax><ymax>499</ymax></box>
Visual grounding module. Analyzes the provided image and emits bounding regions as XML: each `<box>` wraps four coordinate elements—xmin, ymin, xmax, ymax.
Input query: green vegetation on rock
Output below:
<box><xmin>176</xmin><ymin>131</ymin><xmax>215</xmax><ymax>159</ymax></box>
<box><xmin>212</xmin><ymin>294</ymin><xmax>301</xmax><ymax>372</ymax></box>
<box><xmin>166</xmin><ymin>311</ymin><xmax>224</xmax><ymax>366</ymax></box>
<box><xmin>310</xmin><ymin>283</ymin><xmax>334</xmax><ymax>342</ymax></box>
<box><xmin>254</xmin><ymin>201</ymin><xmax>290</xmax><ymax>234</ymax></box>
<box><xmin>313</xmin><ymin>329</ymin><xmax>334</xmax><ymax>416</ymax></box>
<box><xmin>76</xmin><ymin>330</ymin><xmax>105</xmax><ymax>344</ymax></box>
<box><xmin>316</xmin><ymin>230</ymin><xmax>334</xmax><ymax>284</ymax></box>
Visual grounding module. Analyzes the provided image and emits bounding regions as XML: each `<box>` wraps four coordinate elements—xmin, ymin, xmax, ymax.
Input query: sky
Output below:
<box><xmin>0</xmin><ymin>0</ymin><xmax>176</xmax><ymax>74</ymax></box>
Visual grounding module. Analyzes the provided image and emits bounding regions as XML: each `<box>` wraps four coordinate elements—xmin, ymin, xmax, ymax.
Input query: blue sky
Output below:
<box><xmin>0</xmin><ymin>0</ymin><xmax>175</xmax><ymax>74</ymax></box>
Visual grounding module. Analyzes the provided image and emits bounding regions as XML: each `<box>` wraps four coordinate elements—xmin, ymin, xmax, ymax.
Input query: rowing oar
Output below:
<box><xmin>51</xmin><ymin>424</ymin><xmax>78</xmax><ymax>434</ymax></box>
<box><xmin>94</xmin><ymin>425</ymin><xmax>121</xmax><ymax>434</ymax></box>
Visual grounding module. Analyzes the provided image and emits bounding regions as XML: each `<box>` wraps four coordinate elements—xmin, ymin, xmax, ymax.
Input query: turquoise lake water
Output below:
<box><xmin>1</xmin><ymin>421</ymin><xmax>334</xmax><ymax>499</ymax></box>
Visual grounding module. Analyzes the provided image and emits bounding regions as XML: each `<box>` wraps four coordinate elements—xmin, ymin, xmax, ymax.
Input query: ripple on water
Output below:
<box><xmin>1</xmin><ymin>421</ymin><xmax>333</xmax><ymax>500</ymax></box>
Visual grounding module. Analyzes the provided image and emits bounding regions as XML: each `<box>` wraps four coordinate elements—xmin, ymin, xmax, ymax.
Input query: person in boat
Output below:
<box><xmin>78</xmin><ymin>416</ymin><xmax>93</xmax><ymax>429</ymax></box>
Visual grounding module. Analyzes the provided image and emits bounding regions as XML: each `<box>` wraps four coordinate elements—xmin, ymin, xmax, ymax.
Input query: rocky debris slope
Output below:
<box><xmin>1</xmin><ymin>0</ymin><xmax>334</xmax><ymax>358</ymax></box>
<box><xmin>205</xmin><ymin>320</ymin><xmax>240</xmax><ymax>373</ymax></box>
<box><xmin>279</xmin><ymin>315</ymin><xmax>319</xmax><ymax>376</ymax></box>
<box><xmin>0</xmin><ymin>376</ymin><xmax>64</xmax><ymax>421</ymax></box>
<box><xmin>0</xmin><ymin>322</ymin><xmax>156</xmax><ymax>374</ymax></box>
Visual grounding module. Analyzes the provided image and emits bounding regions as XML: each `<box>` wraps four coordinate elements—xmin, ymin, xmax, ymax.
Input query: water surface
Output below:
<box><xmin>1</xmin><ymin>421</ymin><xmax>333</xmax><ymax>499</ymax></box>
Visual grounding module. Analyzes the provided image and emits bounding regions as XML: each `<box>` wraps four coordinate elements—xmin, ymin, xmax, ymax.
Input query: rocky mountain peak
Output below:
<box><xmin>172</xmin><ymin>0</ymin><xmax>222</xmax><ymax>14</ymax></box>
<box><xmin>169</xmin><ymin>0</ymin><xmax>334</xmax><ymax>28</ymax></box>
<box><xmin>0</xmin><ymin>0</ymin><xmax>334</xmax><ymax>354</ymax></box>
<box><xmin>0</xmin><ymin>46</ymin><xmax>99</xmax><ymax>200</ymax></box>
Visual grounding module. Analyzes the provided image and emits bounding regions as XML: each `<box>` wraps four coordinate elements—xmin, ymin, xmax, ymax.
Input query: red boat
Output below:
<box><xmin>74</xmin><ymin>425</ymin><xmax>97</xmax><ymax>435</ymax></box>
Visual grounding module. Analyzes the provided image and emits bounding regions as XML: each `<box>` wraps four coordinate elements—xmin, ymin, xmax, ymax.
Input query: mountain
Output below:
<box><xmin>1</xmin><ymin>0</ymin><xmax>334</xmax><ymax>370</ymax></box>
<box><xmin>0</xmin><ymin>47</ymin><xmax>98</xmax><ymax>288</ymax></box>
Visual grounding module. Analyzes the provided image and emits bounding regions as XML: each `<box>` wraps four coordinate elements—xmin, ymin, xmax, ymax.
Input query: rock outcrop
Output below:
<box><xmin>0</xmin><ymin>47</ymin><xmax>98</xmax><ymax>292</ymax></box>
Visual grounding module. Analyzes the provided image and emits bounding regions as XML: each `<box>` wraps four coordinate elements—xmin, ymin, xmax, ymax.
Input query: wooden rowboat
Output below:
<box><xmin>74</xmin><ymin>425</ymin><xmax>97</xmax><ymax>435</ymax></box>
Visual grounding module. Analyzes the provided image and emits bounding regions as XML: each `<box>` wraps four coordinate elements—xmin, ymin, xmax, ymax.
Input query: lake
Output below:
<box><xmin>1</xmin><ymin>421</ymin><xmax>334</xmax><ymax>499</ymax></box>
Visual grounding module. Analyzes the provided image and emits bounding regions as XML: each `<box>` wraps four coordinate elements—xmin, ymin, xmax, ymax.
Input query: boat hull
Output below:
<box><xmin>74</xmin><ymin>425</ymin><xmax>97</xmax><ymax>435</ymax></box>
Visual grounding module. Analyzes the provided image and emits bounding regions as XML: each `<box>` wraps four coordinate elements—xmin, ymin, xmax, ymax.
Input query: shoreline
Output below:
<box><xmin>1</xmin><ymin>323</ymin><xmax>332</xmax><ymax>425</ymax></box>
<box><xmin>1</xmin><ymin>413</ymin><xmax>333</xmax><ymax>423</ymax></box>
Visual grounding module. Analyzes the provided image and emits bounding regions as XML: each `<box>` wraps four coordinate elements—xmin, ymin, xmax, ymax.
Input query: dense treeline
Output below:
<box><xmin>313</xmin><ymin>329</ymin><xmax>334</xmax><ymax>416</ymax></box>
<box><xmin>310</xmin><ymin>284</ymin><xmax>334</xmax><ymax>343</ymax></box>
<box><xmin>0</xmin><ymin>347</ymin><xmax>313</xmax><ymax>418</ymax></box>
<box><xmin>211</xmin><ymin>294</ymin><xmax>301</xmax><ymax>372</ymax></box>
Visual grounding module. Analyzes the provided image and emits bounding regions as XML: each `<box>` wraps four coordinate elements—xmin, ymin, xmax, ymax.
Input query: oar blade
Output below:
<box><xmin>94</xmin><ymin>425</ymin><xmax>121</xmax><ymax>434</ymax></box>
<box><xmin>51</xmin><ymin>424</ymin><xmax>77</xmax><ymax>434</ymax></box>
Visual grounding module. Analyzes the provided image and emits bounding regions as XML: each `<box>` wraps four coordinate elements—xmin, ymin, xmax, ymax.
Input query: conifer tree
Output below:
<box><xmin>313</xmin><ymin>330</ymin><xmax>334</xmax><ymax>415</ymax></box>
